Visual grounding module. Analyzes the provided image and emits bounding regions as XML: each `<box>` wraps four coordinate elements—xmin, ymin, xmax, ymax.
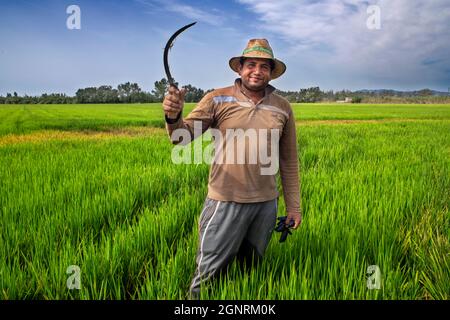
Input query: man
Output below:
<box><xmin>163</xmin><ymin>39</ymin><xmax>301</xmax><ymax>299</ymax></box>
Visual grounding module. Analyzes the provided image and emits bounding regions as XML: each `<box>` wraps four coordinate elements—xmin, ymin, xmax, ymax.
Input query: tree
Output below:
<box><xmin>275</xmin><ymin>90</ymin><xmax>300</xmax><ymax>102</ymax></box>
<box><xmin>98</xmin><ymin>85</ymin><xmax>119</xmax><ymax>103</ymax></box>
<box><xmin>299</xmin><ymin>87</ymin><xmax>323</xmax><ymax>102</ymax></box>
<box><xmin>118</xmin><ymin>82</ymin><xmax>142</xmax><ymax>103</ymax></box>
<box><xmin>9</xmin><ymin>92</ymin><xmax>20</xmax><ymax>104</ymax></box>
<box><xmin>183</xmin><ymin>84</ymin><xmax>205</xmax><ymax>102</ymax></box>
<box><xmin>75</xmin><ymin>87</ymin><xmax>97</xmax><ymax>103</ymax></box>
<box><xmin>152</xmin><ymin>78</ymin><xmax>169</xmax><ymax>102</ymax></box>
<box><xmin>352</xmin><ymin>96</ymin><xmax>362</xmax><ymax>103</ymax></box>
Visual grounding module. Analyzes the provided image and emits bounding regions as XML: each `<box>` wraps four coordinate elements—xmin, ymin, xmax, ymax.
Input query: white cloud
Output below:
<box><xmin>238</xmin><ymin>0</ymin><xmax>450</xmax><ymax>90</ymax></box>
<box><xmin>136</xmin><ymin>0</ymin><xmax>224</xmax><ymax>26</ymax></box>
<box><xmin>168</xmin><ymin>3</ymin><xmax>224</xmax><ymax>26</ymax></box>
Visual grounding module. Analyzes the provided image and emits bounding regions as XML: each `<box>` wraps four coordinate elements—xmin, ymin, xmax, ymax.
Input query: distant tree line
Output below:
<box><xmin>1</xmin><ymin>80</ymin><xmax>448</xmax><ymax>104</ymax></box>
<box><xmin>275</xmin><ymin>87</ymin><xmax>450</xmax><ymax>103</ymax></box>
<box><xmin>0</xmin><ymin>79</ymin><xmax>212</xmax><ymax>104</ymax></box>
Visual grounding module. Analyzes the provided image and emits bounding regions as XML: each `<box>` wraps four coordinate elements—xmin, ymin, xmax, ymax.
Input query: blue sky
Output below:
<box><xmin>1</xmin><ymin>0</ymin><xmax>449</xmax><ymax>96</ymax></box>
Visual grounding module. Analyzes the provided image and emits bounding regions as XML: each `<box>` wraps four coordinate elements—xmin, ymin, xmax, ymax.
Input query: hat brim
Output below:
<box><xmin>229</xmin><ymin>56</ymin><xmax>286</xmax><ymax>80</ymax></box>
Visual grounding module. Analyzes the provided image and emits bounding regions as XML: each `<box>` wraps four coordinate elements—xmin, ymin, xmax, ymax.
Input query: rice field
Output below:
<box><xmin>0</xmin><ymin>103</ymin><xmax>449</xmax><ymax>299</ymax></box>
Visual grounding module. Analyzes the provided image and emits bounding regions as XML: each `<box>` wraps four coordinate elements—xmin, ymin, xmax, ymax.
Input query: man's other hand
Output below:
<box><xmin>286</xmin><ymin>211</ymin><xmax>302</xmax><ymax>229</ymax></box>
<box><xmin>163</xmin><ymin>85</ymin><xmax>186</xmax><ymax>119</ymax></box>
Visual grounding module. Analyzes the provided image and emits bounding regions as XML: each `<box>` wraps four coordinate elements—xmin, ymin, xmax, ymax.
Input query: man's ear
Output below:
<box><xmin>238</xmin><ymin>65</ymin><xmax>243</xmax><ymax>76</ymax></box>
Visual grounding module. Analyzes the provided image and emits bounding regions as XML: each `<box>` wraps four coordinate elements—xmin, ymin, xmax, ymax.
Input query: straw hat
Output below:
<box><xmin>229</xmin><ymin>39</ymin><xmax>286</xmax><ymax>79</ymax></box>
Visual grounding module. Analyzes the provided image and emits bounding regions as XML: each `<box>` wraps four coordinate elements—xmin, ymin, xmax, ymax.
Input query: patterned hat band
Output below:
<box><xmin>242</xmin><ymin>46</ymin><xmax>274</xmax><ymax>58</ymax></box>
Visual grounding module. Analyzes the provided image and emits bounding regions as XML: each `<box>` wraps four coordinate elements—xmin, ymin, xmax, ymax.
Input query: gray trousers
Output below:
<box><xmin>189</xmin><ymin>197</ymin><xmax>277</xmax><ymax>298</ymax></box>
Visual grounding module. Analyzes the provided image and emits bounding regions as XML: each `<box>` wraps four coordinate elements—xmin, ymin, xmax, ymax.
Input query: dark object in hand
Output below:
<box><xmin>274</xmin><ymin>216</ymin><xmax>295</xmax><ymax>243</ymax></box>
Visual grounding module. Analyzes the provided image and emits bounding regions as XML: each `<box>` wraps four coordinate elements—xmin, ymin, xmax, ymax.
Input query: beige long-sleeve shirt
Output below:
<box><xmin>165</xmin><ymin>79</ymin><xmax>301</xmax><ymax>214</ymax></box>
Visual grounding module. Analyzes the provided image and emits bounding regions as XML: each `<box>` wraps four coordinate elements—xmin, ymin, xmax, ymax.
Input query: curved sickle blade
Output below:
<box><xmin>163</xmin><ymin>22</ymin><xmax>197</xmax><ymax>88</ymax></box>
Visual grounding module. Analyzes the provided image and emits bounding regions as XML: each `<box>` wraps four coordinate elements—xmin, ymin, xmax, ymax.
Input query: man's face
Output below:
<box><xmin>238</xmin><ymin>58</ymin><xmax>273</xmax><ymax>92</ymax></box>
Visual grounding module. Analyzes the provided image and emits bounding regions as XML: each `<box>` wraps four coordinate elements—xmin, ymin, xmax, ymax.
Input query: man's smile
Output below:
<box><xmin>249</xmin><ymin>76</ymin><xmax>263</xmax><ymax>82</ymax></box>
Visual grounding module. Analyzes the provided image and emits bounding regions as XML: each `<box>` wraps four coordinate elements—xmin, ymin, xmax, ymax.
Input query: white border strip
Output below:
<box><xmin>258</xmin><ymin>104</ymin><xmax>290</xmax><ymax>118</ymax></box>
<box><xmin>190</xmin><ymin>200</ymin><xmax>221</xmax><ymax>292</ymax></box>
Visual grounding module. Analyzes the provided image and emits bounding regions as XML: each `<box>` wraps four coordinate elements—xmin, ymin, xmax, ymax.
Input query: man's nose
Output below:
<box><xmin>253</xmin><ymin>66</ymin><xmax>263</xmax><ymax>74</ymax></box>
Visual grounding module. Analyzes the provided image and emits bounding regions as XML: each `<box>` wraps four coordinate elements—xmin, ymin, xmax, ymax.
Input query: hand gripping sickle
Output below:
<box><xmin>163</xmin><ymin>22</ymin><xmax>197</xmax><ymax>90</ymax></box>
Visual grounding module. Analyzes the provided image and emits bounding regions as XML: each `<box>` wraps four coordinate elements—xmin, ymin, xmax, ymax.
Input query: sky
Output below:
<box><xmin>1</xmin><ymin>0</ymin><xmax>449</xmax><ymax>96</ymax></box>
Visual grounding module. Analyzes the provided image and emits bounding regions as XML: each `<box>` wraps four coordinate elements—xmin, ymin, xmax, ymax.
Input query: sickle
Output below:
<box><xmin>163</xmin><ymin>22</ymin><xmax>197</xmax><ymax>88</ymax></box>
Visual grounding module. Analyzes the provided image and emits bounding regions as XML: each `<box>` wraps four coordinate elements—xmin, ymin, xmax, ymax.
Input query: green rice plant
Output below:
<box><xmin>0</xmin><ymin>103</ymin><xmax>448</xmax><ymax>299</ymax></box>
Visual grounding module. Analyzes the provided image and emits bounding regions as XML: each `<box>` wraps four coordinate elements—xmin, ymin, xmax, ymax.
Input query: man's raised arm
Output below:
<box><xmin>162</xmin><ymin>86</ymin><xmax>214</xmax><ymax>145</ymax></box>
